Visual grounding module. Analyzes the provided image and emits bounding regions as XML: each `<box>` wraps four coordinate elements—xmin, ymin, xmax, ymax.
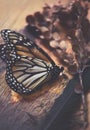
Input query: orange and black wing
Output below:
<box><xmin>0</xmin><ymin>29</ymin><xmax>63</xmax><ymax>95</ymax></box>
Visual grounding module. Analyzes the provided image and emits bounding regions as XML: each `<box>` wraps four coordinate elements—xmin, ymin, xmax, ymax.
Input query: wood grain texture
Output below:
<box><xmin>0</xmin><ymin>1</ymin><xmax>70</xmax><ymax>130</ymax></box>
<box><xmin>0</xmin><ymin>0</ymin><xmax>71</xmax><ymax>30</ymax></box>
<box><xmin>0</xmin><ymin>0</ymin><xmax>90</xmax><ymax>130</ymax></box>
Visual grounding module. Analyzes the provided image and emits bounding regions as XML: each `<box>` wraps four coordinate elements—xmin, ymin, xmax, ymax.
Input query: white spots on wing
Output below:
<box><xmin>19</xmin><ymin>36</ymin><xmax>23</xmax><ymax>41</ymax></box>
<box><xmin>23</xmin><ymin>43</ymin><xmax>28</xmax><ymax>46</ymax></box>
<box><xmin>11</xmin><ymin>44</ymin><xmax>14</xmax><ymax>47</ymax></box>
<box><xmin>27</xmin><ymin>42</ymin><xmax>32</xmax><ymax>46</ymax></box>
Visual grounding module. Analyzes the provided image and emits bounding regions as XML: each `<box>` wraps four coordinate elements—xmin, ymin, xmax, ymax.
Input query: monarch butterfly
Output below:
<box><xmin>0</xmin><ymin>29</ymin><xmax>64</xmax><ymax>95</ymax></box>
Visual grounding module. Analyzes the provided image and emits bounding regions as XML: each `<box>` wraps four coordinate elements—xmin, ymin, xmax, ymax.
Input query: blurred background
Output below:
<box><xmin>0</xmin><ymin>0</ymin><xmax>72</xmax><ymax>30</ymax></box>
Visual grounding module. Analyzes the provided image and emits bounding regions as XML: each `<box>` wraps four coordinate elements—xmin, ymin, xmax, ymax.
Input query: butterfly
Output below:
<box><xmin>0</xmin><ymin>29</ymin><xmax>64</xmax><ymax>95</ymax></box>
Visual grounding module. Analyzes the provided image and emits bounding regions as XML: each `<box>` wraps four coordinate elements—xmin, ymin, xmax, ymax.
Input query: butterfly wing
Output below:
<box><xmin>6</xmin><ymin>56</ymin><xmax>55</xmax><ymax>94</ymax></box>
<box><xmin>0</xmin><ymin>29</ymin><xmax>63</xmax><ymax>94</ymax></box>
<box><xmin>0</xmin><ymin>29</ymin><xmax>55</xmax><ymax>64</ymax></box>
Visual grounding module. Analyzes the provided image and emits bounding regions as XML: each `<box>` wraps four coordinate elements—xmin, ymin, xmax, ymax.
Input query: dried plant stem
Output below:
<box><xmin>78</xmin><ymin>70</ymin><xmax>88</xmax><ymax>128</ymax></box>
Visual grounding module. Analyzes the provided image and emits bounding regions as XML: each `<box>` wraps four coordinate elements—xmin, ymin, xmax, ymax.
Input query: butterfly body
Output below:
<box><xmin>0</xmin><ymin>29</ymin><xmax>64</xmax><ymax>95</ymax></box>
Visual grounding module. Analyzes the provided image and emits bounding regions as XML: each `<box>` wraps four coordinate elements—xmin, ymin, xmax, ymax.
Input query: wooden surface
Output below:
<box><xmin>0</xmin><ymin>1</ymin><xmax>71</xmax><ymax>130</ymax></box>
<box><xmin>0</xmin><ymin>0</ymin><xmax>90</xmax><ymax>130</ymax></box>
<box><xmin>0</xmin><ymin>0</ymin><xmax>71</xmax><ymax>30</ymax></box>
